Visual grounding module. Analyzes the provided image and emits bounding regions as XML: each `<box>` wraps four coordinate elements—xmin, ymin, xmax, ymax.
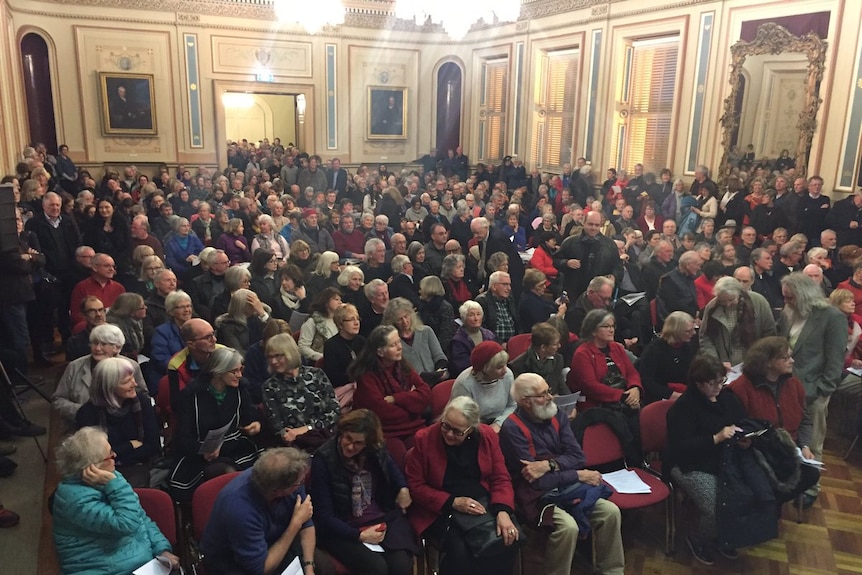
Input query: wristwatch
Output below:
<box><xmin>307</xmin><ymin>424</ymin><xmax>313</xmax><ymax>432</ymax></box>
<box><xmin>302</xmin><ymin>560</ymin><xmax>315</xmax><ymax>568</ymax></box>
<box><xmin>548</xmin><ymin>459</ymin><xmax>558</xmax><ymax>472</ymax></box>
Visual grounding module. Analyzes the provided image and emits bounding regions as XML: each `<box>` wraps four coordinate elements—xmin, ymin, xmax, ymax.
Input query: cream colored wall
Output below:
<box><xmin>2</xmin><ymin>0</ymin><xmax>860</xmax><ymax>195</ymax></box>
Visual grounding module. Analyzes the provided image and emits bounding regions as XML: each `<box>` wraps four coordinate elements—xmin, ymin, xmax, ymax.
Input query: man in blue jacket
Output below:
<box><xmin>201</xmin><ymin>447</ymin><xmax>333</xmax><ymax>575</ymax></box>
<box><xmin>500</xmin><ymin>374</ymin><xmax>624</xmax><ymax>575</ymax></box>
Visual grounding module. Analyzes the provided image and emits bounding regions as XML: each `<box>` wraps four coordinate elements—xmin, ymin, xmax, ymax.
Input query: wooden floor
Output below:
<box><xmin>6</xmin><ymin>359</ymin><xmax>861</xmax><ymax>575</ymax></box>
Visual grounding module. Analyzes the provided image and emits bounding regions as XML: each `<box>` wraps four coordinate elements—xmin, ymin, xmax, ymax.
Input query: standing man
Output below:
<box><xmin>201</xmin><ymin>447</ymin><xmax>333</xmax><ymax>575</ymax></box>
<box><xmin>796</xmin><ymin>176</ymin><xmax>830</xmax><ymax>246</ymax></box>
<box><xmin>298</xmin><ymin>155</ymin><xmax>328</xmax><ymax>195</ymax></box>
<box><xmin>779</xmin><ymin>273</ymin><xmax>846</xmax><ymax>508</ymax></box>
<box><xmin>25</xmin><ymin>191</ymin><xmax>81</xmax><ymax>343</ymax></box>
<box><xmin>825</xmin><ymin>189</ymin><xmax>862</xmax><ymax>248</ymax></box>
<box><xmin>554</xmin><ymin>211</ymin><xmax>621</xmax><ymax>301</ymax></box>
<box><xmin>500</xmin><ymin>373</ymin><xmax>625</xmax><ymax>575</ymax></box>
<box><xmin>453</xmin><ymin>146</ymin><xmax>469</xmax><ymax>182</ymax></box>
<box><xmin>327</xmin><ymin>158</ymin><xmax>348</xmax><ymax>197</ymax></box>
<box><xmin>471</xmin><ymin>217</ymin><xmax>526</xmax><ymax>300</ymax></box>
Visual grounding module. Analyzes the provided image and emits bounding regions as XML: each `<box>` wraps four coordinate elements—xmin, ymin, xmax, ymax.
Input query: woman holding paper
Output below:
<box><xmin>666</xmin><ymin>355</ymin><xmax>748</xmax><ymax>565</ymax></box>
<box><xmin>310</xmin><ymin>409</ymin><xmax>417</xmax><ymax>575</ymax></box>
<box><xmin>170</xmin><ymin>346</ymin><xmax>261</xmax><ymax>503</ymax></box>
<box><xmin>728</xmin><ymin>336</ymin><xmax>821</xmax><ymax>507</ymax></box>
<box><xmin>52</xmin><ymin>427</ymin><xmax>180</xmax><ymax>575</ymax></box>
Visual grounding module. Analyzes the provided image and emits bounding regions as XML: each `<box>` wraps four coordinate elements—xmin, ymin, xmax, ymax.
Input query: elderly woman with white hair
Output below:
<box><xmin>171</xmin><ymin>347</ymin><xmax>262</xmax><ymax>503</ymax></box>
<box><xmin>52</xmin><ymin>427</ymin><xmax>179</xmax><ymax>575</ymax></box>
<box><xmin>53</xmin><ymin>324</ymin><xmax>147</xmax><ymax>426</ymax></box>
<box><xmin>337</xmin><ymin>264</ymin><xmax>365</xmax><ymax>308</ymax></box>
<box><xmin>151</xmin><ymin>290</ymin><xmax>194</xmax><ymax>374</ymax></box>
<box><xmin>699</xmin><ymin>276</ymin><xmax>776</xmax><ymax>370</ymax></box>
<box><xmin>383</xmin><ymin>297</ymin><xmax>448</xmax><ymax>386</ymax></box>
<box><xmin>164</xmin><ymin>216</ymin><xmax>204</xmax><ymax>276</ymax></box>
<box><xmin>405</xmin><ymin>396</ymin><xmax>519</xmax><ymax>575</ymax></box>
<box><xmin>75</xmin><ymin>357</ymin><xmax>161</xmax><ymax>486</ymax></box>
<box><xmin>450</xmin><ymin>300</ymin><xmax>497</xmax><ymax>376</ymax></box>
<box><xmin>251</xmin><ymin>213</ymin><xmax>290</xmax><ymax>261</ymax></box>
<box><xmin>305</xmin><ymin>250</ymin><xmax>341</xmax><ymax>296</ymax></box>
<box><xmin>215</xmin><ymin>288</ymin><xmax>272</xmax><ymax>354</ymax></box>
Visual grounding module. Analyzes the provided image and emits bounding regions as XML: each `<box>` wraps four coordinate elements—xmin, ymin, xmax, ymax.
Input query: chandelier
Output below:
<box><xmin>394</xmin><ymin>0</ymin><xmax>521</xmax><ymax>39</ymax></box>
<box><xmin>273</xmin><ymin>0</ymin><xmax>345</xmax><ymax>34</ymax></box>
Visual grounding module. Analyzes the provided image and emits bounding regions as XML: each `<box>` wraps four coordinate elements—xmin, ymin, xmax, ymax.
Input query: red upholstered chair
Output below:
<box><xmin>431</xmin><ymin>379</ymin><xmax>456</xmax><ymax>420</ymax></box>
<box><xmin>649</xmin><ymin>299</ymin><xmax>659</xmax><ymax>334</ymax></box>
<box><xmin>639</xmin><ymin>398</ymin><xmax>676</xmax><ymax>478</ymax></box>
<box><xmin>135</xmin><ymin>488</ymin><xmax>178</xmax><ymax>547</ymax></box>
<box><xmin>188</xmin><ymin>471</ymin><xmax>241</xmax><ymax>575</ymax></box>
<box><xmin>506</xmin><ymin>333</ymin><xmax>532</xmax><ymax>359</ymax></box>
<box><xmin>582</xmin><ymin>422</ymin><xmax>674</xmax><ymax>554</ymax></box>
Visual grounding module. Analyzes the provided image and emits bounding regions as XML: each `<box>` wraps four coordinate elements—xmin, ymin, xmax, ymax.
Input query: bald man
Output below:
<box><xmin>553</xmin><ymin>211</ymin><xmax>621</xmax><ymax>302</ymax></box>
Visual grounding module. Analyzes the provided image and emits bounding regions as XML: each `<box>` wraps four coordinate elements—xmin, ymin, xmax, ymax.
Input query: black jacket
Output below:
<box><xmin>553</xmin><ymin>233</ymin><xmax>621</xmax><ymax>299</ymax></box>
<box><xmin>656</xmin><ymin>268</ymin><xmax>698</xmax><ymax>321</ymax></box>
<box><xmin>25</xmin><ymin>214</ymin><xmax>80</xmax><ymax>276</ymax></box>
<box><xmin>475</xmin><ymin>292</ymin><xmax>520</xmax><ymax>340</ymax></box>
<box><xmin>824</xmin><ymin>195</ymin><xmax>862</xmax><ymax>247</ymax></box>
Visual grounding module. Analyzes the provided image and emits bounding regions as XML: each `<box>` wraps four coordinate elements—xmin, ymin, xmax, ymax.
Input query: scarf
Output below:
<box><xmin>446</xmin><ymin>278</ymin><xmax>472</xmax><ymax>306</ymax></box>
<box><xmin>281</xmin><ymin>288</ymin><xmax>301</xmax><ymax>310</ymax></box>
<box><xmin>339</xmin><ymin>441</ymin><xmax>372</xmax><ymax>517</ymax></box>
<box><xmin>102</xmin><ymin>397</ymin><xmax>144</xmax><ymax>441</ymax></box>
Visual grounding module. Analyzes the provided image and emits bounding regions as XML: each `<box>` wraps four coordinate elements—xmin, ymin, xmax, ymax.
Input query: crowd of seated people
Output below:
<box><xmin>0</xmin><ymin>139</ymin><xmax>853</xmax><ymax>573</ymax></box>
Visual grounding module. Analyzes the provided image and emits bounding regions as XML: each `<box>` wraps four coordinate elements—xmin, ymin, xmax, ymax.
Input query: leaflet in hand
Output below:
<box><xmin>619</xmin><ymin>292</ymin><xmax>646</xmax><ymax>306</ymax></box>
<box><xmin>796</xmin><ymin>447</ymin><xmax>825</xmax><ymax>469</ymax></box>
<box><xmin>280</xmin><ymin>557</ymin><xmax>303</xmax><ymax>575</ymax></box>
<box><xmin>198</xmin><ymin>421</ymin><xmax>234</xmax><ymax>455</ymax></box>
<box><xmin>553</xmin><ymin>392</ymin><xmax>583</xmax><ymax>411</ymax></box>
<box><xmin>133</xmin><ymin>558</ymin><xmax>172</xmax><ymax>575</ymax></box>
<box><xmin>725</xmin><ymin>363</ymin><xmax>744</xmax><ymax>385</ymax></box>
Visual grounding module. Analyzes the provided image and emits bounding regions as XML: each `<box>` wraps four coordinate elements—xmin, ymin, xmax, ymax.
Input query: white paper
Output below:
<box><xmin>363</xmin><ymin>543</ymin><xmax>385</xmax><ymax>552</ymax></box>
<box><xmin>619</xmin><ymin>292</ymin><xmax>646</xmax><ymax>306</ymax></box>
<box><xmin>133</xmin><ymin>558</ymin><xmax>171</xmax><ymax>575</ymax></box>
<box><xmin>280</xmin><ymin>557</ymin><xmax>303</xmax><ymax>575</ymax></box>
<box><xmin>601</xmin><ymin>469</ymin><xmax>652</xmax><ymax>494</ymax></box>
<box><xmin>796</xmin><ymin>447</ymin><xmax>826</xmax><ymax>469</ymax></box>
<box><xmin>846</xmin><ymin>367</ymin><xmax>862</xmax><ymax>378</ymax></box>
<box><xmin>725</xmin><ymin>363</ymin><xmax>744</xmax><ymax>385</ymax></box>
<box><xmin>137</xmin><ymin>354</ymin><xmax>150</xmax><ymax>365</ymax></box>
<box><xmin>198</xmin><ymin>420</ymin><xmax>234</xmax><ymax>455</ymax></box>
<box><xmin>190</xmin><ymin>256</ymin><xmax>201</xmax><ymax>266</ymax></box>
<box><xmin>553</xmin><ymin>392</ymin><xmax>583</xmax><ymax>410</ymax></box>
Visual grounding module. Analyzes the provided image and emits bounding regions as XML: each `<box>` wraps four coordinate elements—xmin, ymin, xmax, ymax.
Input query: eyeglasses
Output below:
<box><xmin>267</xmin><ymin>353</ymin><xmax>286</xmax><ymax>361</ymax></box>
<box><xmin>341</xmin><ymin>437</ymin><xmax>367</xmax><ymax>448</ymax></box>
<box><xmin>598</xmin><ymin>323</ymin><xmax>616</xmax><ymax>329</ymax></box>
<box><xmin>228</xmin><ymin>366</ymin><xmax>244</xmax><ymax>376</ymax></box>
<box><xmin>703</xmin><ymin>377</ymin><xmax>728</xmax><ymax>388</ymax></box>
<box><xmin>441</xmin><ymin>421</ymin><xmax>471</xmax><ymax>437</ymax></box>
<box><xmin>191</xmin><ymin>332</ymin><xmax>216</xmax><ymax>342</ymax></box>
<box><xmin>524</xmin><ymin>389</ymin><xmax>553</xmax><ymax>400</ymax></box>
<box><xmin>101</xmin><ymin>451</ymin><xmax>117</xmax><ymax>462</ymax></box>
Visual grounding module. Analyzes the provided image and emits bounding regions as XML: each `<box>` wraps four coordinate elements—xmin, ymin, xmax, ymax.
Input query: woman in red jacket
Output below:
<box><xmin>405</xmin><ymin>396</ymin><xmax>518</xmax><ymax>575</ymax></box>
<box><xmin>568</xmin><ymin>309</ymin><xmax>643</xmax><ymax>459</ymax></box>
<box><xmin>349</xmin><ymin>325</ymin><xmax>431</xmax><ymax>450</ymax></box>
<box><xmin>728</xmin><ymin>336</ymin><xmax>820</xmax><ymax>507</ymax></box>
<box><xmin>529</xmin><ymin>230</ymin><xmax>560</xmax><ymax>281</ymax></box>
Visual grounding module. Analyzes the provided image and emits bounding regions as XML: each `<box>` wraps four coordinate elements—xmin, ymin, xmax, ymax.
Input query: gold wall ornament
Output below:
<box><xmin>718</xmin><ymin>23</ymin><xmax>826</xmax><ymax>184</ymax></box>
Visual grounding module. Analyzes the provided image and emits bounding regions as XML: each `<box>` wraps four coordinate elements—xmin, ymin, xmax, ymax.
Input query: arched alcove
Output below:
<box><xmin>436</xmin><ymin>62</ymin><xmax>463</xmax><ymax>153</ymax></box>
<box><xmin>20</xmin><ymin>32</ymin><xmax>58</xmax><ymax>152</ymax></box>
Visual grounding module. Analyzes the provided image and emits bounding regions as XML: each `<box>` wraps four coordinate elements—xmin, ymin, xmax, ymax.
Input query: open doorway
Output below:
<box><xmin>222</xmin><ymin>92</ymin><xmax>298</xmax><ymax>147</ymax></box>
<box><xmin>214</xmin><ymin>81</ymin><xmax>315</xmax><ymax>167</ymax></box>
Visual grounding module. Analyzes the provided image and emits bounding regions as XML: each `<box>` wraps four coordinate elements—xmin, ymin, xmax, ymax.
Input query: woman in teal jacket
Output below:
<box><xmin>52</xmin><ymin>427</ymin><xmax>179</xmax><ymax>575</ymax></box>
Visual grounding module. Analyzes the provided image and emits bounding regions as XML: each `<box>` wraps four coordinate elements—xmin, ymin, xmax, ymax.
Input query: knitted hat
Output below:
<box><xmin>302</xmin><ymin>208</ymin><xmax>317</xmax><ymax>219</ymax></box>
<box><xmin>471</xmin><ymin>341</ymin><xmax>504</xmax><ymax>373</ymax></box>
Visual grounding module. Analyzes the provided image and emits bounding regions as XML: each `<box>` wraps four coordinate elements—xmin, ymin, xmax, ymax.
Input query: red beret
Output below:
<box><xmin>471</xmin><ymin>341</ymin><xmax>504</xmax><ymax>373</ymax></box>
<box><xmin>302</xmin><ymin>208</ymin><xmax>317</xmax><ymax>219</ymax></box>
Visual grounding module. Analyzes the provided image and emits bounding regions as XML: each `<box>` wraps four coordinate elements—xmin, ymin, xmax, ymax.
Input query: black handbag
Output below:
<box><xmin>448</xmin><ymin>505</ymin><xmax>523</xmax><ymax>558</ymax></box>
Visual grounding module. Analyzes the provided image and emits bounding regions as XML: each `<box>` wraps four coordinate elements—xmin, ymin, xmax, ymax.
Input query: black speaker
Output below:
<box><xmin>0</xmin><ymin>184</ymin><xmax>19</xmax><ymax>254</ymax></box>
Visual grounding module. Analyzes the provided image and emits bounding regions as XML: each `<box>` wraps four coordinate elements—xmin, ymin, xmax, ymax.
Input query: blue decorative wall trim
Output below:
<box><xmin>687</xmin><ymin>12</ymin><xmax>714</xmax><ymax>173</ymax></box>
<box><xmin>513</xmin><ymin>42</ymin><xmax>524</xmax><ymax>156</ymax></box>
<box><xmin>326</xmin><ymin>44</ymin><xmax>337</xmax><ymax>150</ymax></box>
<box><xmin>585</xmin><ymin>29</ymin><xmax>602</xmax><ymax>160</ymax></box>
<box><xmin>184</xmin><ymin>33</ymin><xmax>203</xmax><ymax>149</ymax></box>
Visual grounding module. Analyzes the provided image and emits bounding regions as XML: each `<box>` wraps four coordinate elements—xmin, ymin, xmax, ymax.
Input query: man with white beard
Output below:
<box><xmin>499</xmin><ymin>374</ymin><xmax>625</xmax><ymax>575</ymax></box>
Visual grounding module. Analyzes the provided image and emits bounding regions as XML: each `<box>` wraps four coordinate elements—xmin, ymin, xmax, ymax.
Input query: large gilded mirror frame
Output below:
<box><xmin>718</xmin><ymin>23</ymin><xmax>827</xmax><ymax>184</ymax></box>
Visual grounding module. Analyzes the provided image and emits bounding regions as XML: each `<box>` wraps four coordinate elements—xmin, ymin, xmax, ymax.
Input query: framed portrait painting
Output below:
<box><xmin>99</xmin><ymin>72</ymin><xmax>157</xmax><ymax>136</ymax></box>
<box><xmin>367</xmin><ymin>86</ymin><xmax>407</xmax><ymax>140</ymax></box>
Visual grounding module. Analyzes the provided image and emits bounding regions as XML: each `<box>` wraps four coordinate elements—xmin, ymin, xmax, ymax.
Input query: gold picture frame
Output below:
<box><xmin>367</xmin><ymin>86</ymin><xmax>407</xmax><ymax>140</ymax></box>
<box><xmin>99</xmin><ymin>72</ymin><xmax>158</xmax><ymax>136</ymax></box>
